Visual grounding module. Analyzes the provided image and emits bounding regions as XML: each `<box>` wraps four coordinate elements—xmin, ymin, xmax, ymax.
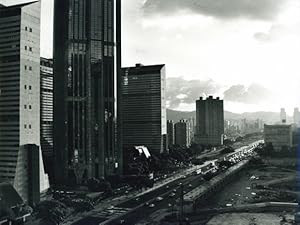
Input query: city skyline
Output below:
<box><xmin>1</xmin><ymin>0</ymin><xmax>300</xmax><ymax>115</ymax></box>
<box><xmin>0</xmin><ymin>1</ymin><xmax>298</xmax><ymax>224</ymax></box>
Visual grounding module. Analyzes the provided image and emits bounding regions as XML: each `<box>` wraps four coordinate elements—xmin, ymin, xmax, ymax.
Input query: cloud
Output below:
<box><xmin>254</xmin><ymin>24</ymin><xmax>288</xmax><ymax>42</ymax></box>
<box><xmin>223</xmin><ymin>83</ymin><xmax>274</xmax><ymax>104</ymax></box>
<box><xmin>142</xmin><ymin>0</ymin><xmax>288</xmax><ymax>20</ymax></box>
<box><xmin>166</xmin><ymin>77</ymin><xmax>220</xmax><ymax>108</ymax></box>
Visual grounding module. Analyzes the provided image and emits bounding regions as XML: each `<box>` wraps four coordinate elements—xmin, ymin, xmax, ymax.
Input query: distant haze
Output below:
<box><xmin>167</xmin><ymin>109</ymin><xmax>292</xmax><ymax>124</ymax></box>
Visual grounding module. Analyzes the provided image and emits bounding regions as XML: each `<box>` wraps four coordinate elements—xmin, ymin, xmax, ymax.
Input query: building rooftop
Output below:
<box><xmin>0</xmin><ymin>1</ymin><xmax>38</xmax><ymax>8</ymax></box>
<box><xmin>122</xmin><ymin>64</ymin><xmax>165</xmax><ymax>75</ymax></box>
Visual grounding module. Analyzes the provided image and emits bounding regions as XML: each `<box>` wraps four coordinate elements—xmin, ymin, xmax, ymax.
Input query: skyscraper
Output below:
<box><xmin>40</xmin><ymin>58</ymin><xmax>53</xmax><ymax>181</ymax></box>
<box><xmin>167</xmin><ymin>120</ymin><xmax>175</xmax><ymax>148</ymax></box>
<box><xmin>174</xmin><ymin>120</ymin><xmax>191</xmax><ymax>147</ymax></box>
<box><xmin>53</xmin><ymin>0</ymin><xmax>122</xmax><ymax>185</ymax></box>
<box><xmin>0</xmin><ymin>1</ymin><xmax>49</xmax><ymax>203</ymax></box>
<box><xmin>195</xmin><ymin>96</ymin><xmax>224</xmax><ymax>146</ymax></box>
<box><xmin>121</xmin><ymin>64</ymin><xmax>167</xmax><ymax>155</ymax></box>
<box><xmin>280</xmin><ymin>108</ymin><xmax>287</xmax><ymax>124</ymax></box>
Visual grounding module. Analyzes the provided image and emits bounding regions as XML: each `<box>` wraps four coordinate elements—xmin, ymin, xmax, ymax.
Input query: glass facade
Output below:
<box><xmin>54</xmin><ymin>0</ymin><xmax>120</xmax><ymax>185</ymax></box>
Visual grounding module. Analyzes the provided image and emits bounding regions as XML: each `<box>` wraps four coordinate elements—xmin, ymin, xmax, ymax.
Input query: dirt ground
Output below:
<box><xmin>205</xmin><ymin>213</ymin><xmax>294</xmax><ymax>225</ymax></box>
<box><xmin>205</xmin><ymin>165</ymin><xmax>297</xmax><ymax>208</ymax></box>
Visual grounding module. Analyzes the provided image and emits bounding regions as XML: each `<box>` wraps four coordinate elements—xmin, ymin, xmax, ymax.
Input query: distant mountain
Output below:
<box><xmin>166</xmin><ymin>109</ymin><xmax>292</xmax><ymax>124</ymax></box>
<box><xmin>166</xmin><ymin>109</ymin><xmax>196</xmax><ymax>122</ymax></box>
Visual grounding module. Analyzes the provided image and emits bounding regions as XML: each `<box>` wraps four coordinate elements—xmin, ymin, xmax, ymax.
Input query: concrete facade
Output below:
<box><xmin>0</xmin><ymin>1</ymin><xmax>48</xmax><ymax>204</ymax></box>
<box><xmin>195</xmin><ymin>96</ymin><xmax>224</xmax><ymax>146</ymax></box>
<box><xmin>40</xmin><ymin>57</ymin><xmax>53</xmax><ymax>181</ymax></box>
<box><xmin>174</xmin><ymin>119</ymin><xmax>191</xmax><ymax>147</ymax></box>
<box><xmin>167</xmin><ymin>120</ymin><xmax>175</xmax><ymax>148</ymax></box>
<box><xmin>264</xmin><ymin>124</ymin><xmax>292</xmax><ymax>151</ymax></box>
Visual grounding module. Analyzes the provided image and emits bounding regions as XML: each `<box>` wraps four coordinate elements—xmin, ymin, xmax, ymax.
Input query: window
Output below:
<box><xmin>29</xmin><ymin>66</ymin><xmax>32</xmax><ymax>71</ymax></box>
<box><xmin>29</xmin><ymin>124</ymin><xmax>31</xmax><ymax>129</ymax></box>
<box><xmin>25</xmin><ymin>26</ymin><xmax>27</xmax><ymax>31</ymax></box>
<box><xmin>24</xmin><ymin>124</ymin><xmax>27</xmax><ymax>129</ymax></box>
<box><xmin>29</xmin><ymin>28</ymin><xmax>32</xmax><ymax>32</ymax></box>
<box><xmin>24</xmin><ymin>85</ymin><xmax>27</xmax><ymax>89</ymax></box>
<box><xmin>29</xmin><ymin>47</ymin><xmax>32</xmax><ymax>52</ymax></box>
<box><xmin>29</xmin><ymin>85</ymin><xmax>32</xmax><ymax>90</ymax></box>
<box><xmin>24</xmin><ymin>65</ymin><xmax>27</xmax><ymax>70</ymax></box>
<box><xmin>29</xmin><ymin>105</ymin><xmax>31</xmax><ymax>109</ymax></box>
<box><xmin>24</xmin><ymin>105</ymin><xmax>27</xmax><ymax>109</ymax></box>
<box><xmin>25</xmin><ymin>46</ymin><xmax>27</xmax><ymax>50</ymax></box>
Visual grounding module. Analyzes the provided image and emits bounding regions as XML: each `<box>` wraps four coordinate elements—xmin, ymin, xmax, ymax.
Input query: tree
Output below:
<box><xmin>35</xmin><ymin>200</ymin><xmax>67</xmax><ymax>225</ymax></box>
<box><xmin>87</xmin><ymin>178</ymin><xmax>100</xmax><ymax>192</ymax></box>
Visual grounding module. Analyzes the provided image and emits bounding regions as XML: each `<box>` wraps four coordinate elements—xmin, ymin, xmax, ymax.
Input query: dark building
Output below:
<box><xmin>195</xmin><ymin>96</ymin><xmax>224</xmax><ymax>146</ymax></box>
<box><xmin>0</xmin><ymin>1</ymin><xmax>49</xmax><ymax>203</ymax></box>
<box><xmin>121</xmin><ymin>64</ymin><xmax>167</xmax><ymax>156</ymax></box>
<box><xmin>40</xmin><ymin>58</ymin><xmax>53</xmax><ymax>181</ymax></box>
<box><xmin>175</xmin><ymin>120</ymin><xmax>191</xmax><ymax>147</ymax></box>
<box><xmin>53</xmin><ymin>0</ymin><xmax>122</xmax><ymax>185</ymax></box>
<box><xmin>167</xmin><ymin>120</ymin><xmax>175</xmax><ymax>148</ymax></box>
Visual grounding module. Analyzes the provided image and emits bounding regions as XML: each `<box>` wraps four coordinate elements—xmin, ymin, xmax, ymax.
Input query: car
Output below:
<box><xmin>149</xmin><ymin>203</ymin><xmax>155</xmax><ymax>208</ymax></box>
<box><xmin>144</xmin><ymin>202</ymin><xmax>150</xmax><ymax>206</ymax></box>
<box><xmin>156</xmin><ymin>197</ymin><xmax>163</xmax><ymax>201</ymax></box>
<box><xmin>169</xmin><ymin>192</ymin><xmax>176</xmax><ymax>197</ymax></box>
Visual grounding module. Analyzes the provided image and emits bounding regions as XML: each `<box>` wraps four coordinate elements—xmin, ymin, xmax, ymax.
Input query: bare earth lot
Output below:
<box><xmin>203</xmin><ymin>160</ymin><xmax>297</xmax><ymax>225</ymax></box>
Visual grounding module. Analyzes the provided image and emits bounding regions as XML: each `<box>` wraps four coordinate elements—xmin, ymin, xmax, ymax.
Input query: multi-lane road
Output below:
<box><xmin>70</xmin><ymin>140</ymin><xmax>263</xmax><ymax>225</ymax></box>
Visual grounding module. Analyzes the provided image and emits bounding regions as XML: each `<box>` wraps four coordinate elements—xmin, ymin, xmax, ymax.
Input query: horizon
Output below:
<box><xmin>167</xmin><ymin>108</ymin><xmax>295</xmax><ymax>117</ymax></box>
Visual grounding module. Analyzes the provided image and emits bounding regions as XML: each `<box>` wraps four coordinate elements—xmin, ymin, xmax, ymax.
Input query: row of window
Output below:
<box><xmin>24</xmin><ymin>85</ymin><xmax>32</xmax><ymax>90</ymax></box>
<box><xmin>24</xmin><ymin>105</ymin><xmax>32</xmax><ymax>110</ymax></box>
<box><xmin>25</xmin><ymin>26</ymin><xmax>32</xmax><ymax>32</ymax></box>
<box><xmin>24</xmin><ymin>124</ymin><xmax>32</xmax><ymax>129</ymax></box>
<box><xmin>24</xmin><ymin>65</ymin><xmax>32</xmax><ymax>71</ymax></box>
<box><xmin>24</xmin><ymin>46</ymin><xmax>32</xmax><ymax>52</ymax></box>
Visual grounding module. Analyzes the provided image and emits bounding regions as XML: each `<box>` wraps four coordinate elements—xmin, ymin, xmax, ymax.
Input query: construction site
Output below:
<box><xmin>189</xmin><ymin>157</ymin><xmax>298</xmax><ymax>225</ymax></box>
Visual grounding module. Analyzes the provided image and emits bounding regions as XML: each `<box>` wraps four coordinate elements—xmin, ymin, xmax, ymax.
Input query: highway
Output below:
<box><xmin>70</xmin><ymin>140</ymin><xmax>263</xmax><ymax>225</ymax></box>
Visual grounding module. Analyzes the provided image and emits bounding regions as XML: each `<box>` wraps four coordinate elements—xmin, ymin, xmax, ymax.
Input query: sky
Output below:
<box><xmin>2</xmin><ymin>0</ymin><xmax>300</xmax><ymax>114</ymax></box>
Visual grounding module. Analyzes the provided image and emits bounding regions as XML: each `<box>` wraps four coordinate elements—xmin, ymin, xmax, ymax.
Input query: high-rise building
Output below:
<box><xmin>167</xmin><ymin>120</ymin><xmax>175</xmax><ymax>148</ymax></box>
<box><xmin>40</xmin><ymin>58</ymin><xmax>53</xmax><ymax>181</ymax></box>
<box><xmin>280</xmin><ymin>108</ymin><xmax>287</xmax><ymax>124</ymax></box>
<box><xmin>53</xmin><ymin>0</ymin><xmax>122</xmax><ymax>185</ymax></box>
<box><xmin>293</xmin><ymin>108</ymin><xmax>300</xmax><ymax>126</ymax></box>
<box><xmin>188</xmin><ymin>117</ymin><xmax>196</xmax><ymax>142</ymax></box>
<box><xmin>174</xmin><ymin>120</ymin><xmax>191</xmax><ymax>147</ymax></box>
<box><xmin>121</xmin><ymin>64</ymin><xmax>167</xmax><ymax>155</ymax></box>
<box><xmin>264</xmin><ymin>124</ymin><xmax>292</xmax><ymax>151</ymax></box>
<box><xmin>195</xmin><ymin>96</ymin><xmax>224</xmax><ymax>146</ymax></box>
<box><xmin>0</xmin><ymin>1</ymin><xmax>49</xmax><ymax>204</ymax></box>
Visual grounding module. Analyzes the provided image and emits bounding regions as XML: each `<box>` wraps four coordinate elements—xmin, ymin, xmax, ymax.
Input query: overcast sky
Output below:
<box><xmin>2</xmin><ymin>0</ymin><xmax>300</xmax><ymax>114</ymax></box>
